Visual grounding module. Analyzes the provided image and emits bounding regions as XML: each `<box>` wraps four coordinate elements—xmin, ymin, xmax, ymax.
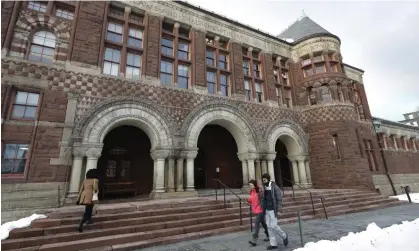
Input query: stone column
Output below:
<box><xmin>305</xmin><ymin>158</ymin><xmax>312</xmax><ymax>185</ymax></box>
<box><xmin>289</xmin><ymin>157</ymin><xmax>300</xmax><ymax>185</ymax></box>
<box><xmin>151</xmin><ymin>150</ymin><xmax>169</xmax><ymax>195</ymax></box>
<box><xmin>182</xmin><ymin>150</ymin><xmax>198</xmax><ymax>192</ymax></box>
<box><xmin>176</xmin><ymin>158</ymin><xmax>184</xmax><ymax>192</ymax></box>
<box><xmin>297</xmin><ymin>156</ymin><xmax>308</xmax><ymax>187</ymax></box>
<box><xmin>266</xmin><ymin>153</ymin><xmax>276</xmax><ymax>182</ymax></box>
<box><xmin>67</xmin><ymin>148</ymin><xmax>85</xmax><ymax>197</ymax></box>
<box><xmin>247</xmin><ymin>159</ymin><xmax>256</xmax><ymax>181</ymax></box>
<box><xmin>241</xmin><ymin>159</ymin><xmax>249</xmax><ymax>188</ymax></box>
<box><xmin>261</xmin><ymin>160</ymin><xmax>268</xmax><ymax>175</ymax></box>
<box><xmin>85</xmin><ymin>147</ymin><xmax>102</xmax><ymax>176</ymax></box>
<box><xmin>255</xmin><ymin>160</ymin><xmax>262</xmax><ymax>184</ymax></box>
<box><xmin>166</xmin><ymin>157</ymin><xmax>175</xmax><ymax>192</ymax></box>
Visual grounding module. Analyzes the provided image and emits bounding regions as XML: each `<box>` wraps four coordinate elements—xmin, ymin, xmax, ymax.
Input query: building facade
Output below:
<box><xmin>2</xmin><ymin>1</ymin><xmax>419</xmax><ymax>220</ymax></box>
<box><xmin>399</xmin><ymin>110</ymin><xmax>419</xmax><ymax>127</ymax></box>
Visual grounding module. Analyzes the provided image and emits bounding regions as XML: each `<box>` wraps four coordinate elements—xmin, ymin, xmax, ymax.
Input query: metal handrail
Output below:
<box><xmin>283</xmin><ymin>178</ymin><xmax>328</xmax><ymax>219</ymax></box>
<box><xmin>213</xmin><ymin>178</ymin><xmax>251</xmax><ymax>228</ymax></box>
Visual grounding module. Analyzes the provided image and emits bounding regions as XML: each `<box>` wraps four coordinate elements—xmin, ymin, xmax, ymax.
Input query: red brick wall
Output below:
<box><xmin>144</xmin><ymin>15</ymin><xmax>161</xmax><ymax>78</ymax></box>
<box><xmin>231</xmin><ymin>42</ymin><xmax>244</xmax><ymax>95</ymax></box>
<box><xmin>70</xmin><ymin>1</ymin><xmax>106</xmax><ymax>65</ymax></box>
<box><xmin>193</xmin><ymin>30</ymin><xmax>206</xmax><ymax>87</ymax></box>
<box><xmin>1</xmin><ymin>1</ymin><xmax>14</xmax><ymax>47</ymax></box>
<box><xmin>39</xmin><ymin>90</ymin><xmax>67</xmax><ymax>123</ymax></box>
<box><xmin>289</xmin><ymin>62</ymin><xmax>305</xmax><ymax>106</ymax></box>
<box><xmin>357</xmin><ymin>84</ymin><xmax>372</xmax><ymax>120</ymax></box>
<box><xmin>306</xmin><ymin>119</ymin><xmax>374</xmax><ymax>190</ymax></box>
<box><xmin>262</xmin><ymin>53</ymin><xmax>276</xmax><ymax>102</ymax></box>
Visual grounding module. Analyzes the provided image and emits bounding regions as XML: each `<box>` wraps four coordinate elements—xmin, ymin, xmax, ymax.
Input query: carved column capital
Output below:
<box><xmin>73</xmin><ymin>147</ymin><xmax>85</xmax><ymax>158</ymax></box>
<box><xmin>238</xmin><ymin>152</ymin><xmax>259</xmax><ymax>161</ymax></box>
<box><xmin>180</xmin><ymin>148</ymin><xmax>198</xmax><ymax>159</ymax></box>
<box><xmin>67</xmin><ymin>92</ymin><xmax>80</xmax><ymax>100</ymax></box>
<box><xmin>174</xmin><ymin>22</ymin><xmax>180</xmax><ymax>29</ymax></box>
<box><xmin>248</xmin><ymin>47</ymin><xmax>253</xmax><ymax>52</ymax></box>
<box><xmin>124</xmin><ymin>6</ymin><xmax>131</xmax><ymax>14</ymax></box>
<box><xmin>86</xmin><ymin>147</ymin><xmax>102</xmax><ymax>159</ymax></box>
<box><xmin>151</xmin><ymin>149</ymin><xmax>170</xmax><ymax>160</ymax></box>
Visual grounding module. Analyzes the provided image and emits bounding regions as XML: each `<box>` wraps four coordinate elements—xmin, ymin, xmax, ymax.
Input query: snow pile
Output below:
<box><xmin>1</xmin><ymin>214</ymin><xmax>47</xmax><ymax>240</ymax></box>
<box><xmin>293</xmin><ymin>218</ymin><xmax>419</xmax><ymax>251</ymax></box>
<box><xmin>390</xmin><ymin>193</ymin><xmax>419</xmax><ymax>203</ymax></box>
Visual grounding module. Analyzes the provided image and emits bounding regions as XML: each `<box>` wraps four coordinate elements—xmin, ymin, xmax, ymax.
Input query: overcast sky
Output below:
<box><xmin>186</xmin><ymin>0</ymin><xmax>419</xmax><ymax>122</ymax></box>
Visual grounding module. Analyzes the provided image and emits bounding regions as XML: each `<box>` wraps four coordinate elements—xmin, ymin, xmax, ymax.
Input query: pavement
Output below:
<box><xmin>140</xmin><ymin>203</ymin><xmax>419</xmax><ymax>251</ymax></box>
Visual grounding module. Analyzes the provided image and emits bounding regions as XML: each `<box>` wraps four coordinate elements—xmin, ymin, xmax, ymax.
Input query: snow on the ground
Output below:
<box><xmin>391</xmin><ymin>193</ymin><xmax>419</xmax><ymax>203</ymax></box>
<box><xmin>1</xmin><ymin>214</ymin><xmax>47</xmax><ymax>240</ymax></box>
<box><xmin>293</xmin><ymin>218</ymin><xmax>419</xmax><ymax>251</ymax></box>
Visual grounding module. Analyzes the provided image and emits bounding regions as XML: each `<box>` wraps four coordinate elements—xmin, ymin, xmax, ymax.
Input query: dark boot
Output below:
<box><xmin>248</xmin><ymin>234</ymin><xmax>258</xmax><ymax>246</ymax></box>
<box><xmin>264</xmin><ymin>230</ymin><xmax>270</xmax><ymax>242</ymax></box>
<box><xmin>283</xmin><ymin>234</ymin><xmax>288</xmax><ymax>246</ymax></box>
<box><xmin>76</xmin><ymin>217</ymin><xmax>86</xmax><ymax>232</ymax></box>
<box><xmin>267</xmin><ymin>246</ymin><xmax>278</xmax><ymax>250</ymax></box>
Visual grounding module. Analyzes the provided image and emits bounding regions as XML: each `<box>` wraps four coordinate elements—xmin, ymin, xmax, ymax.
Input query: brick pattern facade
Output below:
<box><xmin>1</xmin><ymin>0</ymin><xmax>418</xmax><ymax>195</ymax></box>
<box><xmin>1</xmin><ymin>1</ymin><xmax>15</xmax><ymax>46</ymax></box>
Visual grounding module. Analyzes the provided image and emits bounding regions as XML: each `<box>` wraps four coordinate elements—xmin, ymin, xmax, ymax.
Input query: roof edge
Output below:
<box><xmin>372</xmin><ymin>116</ymin><xmax>419</xmax><ymax>131</ymax></box>
<box><xmin>292</xmin><ymin>32</ymin><xmax>341</xmax><ymax>45</ymax></box>
<box><xmin>343</xmin><ymin>63</ymin><xmax>364</xmax><ymax>73</ymax></box>
<box><xmin>174</xmin><ymin>1</ymin><xmax>294</xmax><ymax>46</ymax></box>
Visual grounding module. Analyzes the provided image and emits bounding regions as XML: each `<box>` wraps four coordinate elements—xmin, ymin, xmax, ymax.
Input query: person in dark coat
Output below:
<box><xmin>76</xmin><ymin>169</ymin><xmax>99</xmax><ymax>232</ymax></box>
<box><xmin>261</xmin><ymin>173</ymin><xmax>288</xmax><ymax>250</ymax></box>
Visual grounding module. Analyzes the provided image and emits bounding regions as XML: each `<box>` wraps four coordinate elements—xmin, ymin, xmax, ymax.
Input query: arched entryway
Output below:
<box><xmin>195</xmin><ymin>125</ymin><xmax>242</xmax><ymax>189</ymax></box>
<box><xmin>97</xmin><ymin>125</ymin><xmax>153</xmax><ymax>199</ymax></box>
<box><xmin>274</xmin><ymin>140</ymin><xmax>292</xmax><ymax>188</ymax></box>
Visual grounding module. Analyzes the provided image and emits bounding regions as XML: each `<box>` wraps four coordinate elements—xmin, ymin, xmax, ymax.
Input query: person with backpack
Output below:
<box><xmin>248</xmin><ymin>179</ymin><xmax>270</xmax><ymax>246</ymax></box>
<box><xmin>261</xmin><ymin>173</ymin><xmax>288</xmax><ymax>250</ymax></box>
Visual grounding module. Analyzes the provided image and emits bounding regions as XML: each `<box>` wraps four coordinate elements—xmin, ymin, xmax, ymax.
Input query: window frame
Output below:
<box><xmin>177</xmin><ymin>41</ymin><xmax>190</xmax><ymax>61</ymax></box>
<box><xmin>27</xmin><ymin>1</ymin><xmax>47</xmax><ymax>13</ymax></box>
<box><xmin>160</xmin><ymin>60</ymin><xmax>173</xmax><ymax>86</ymax></box>
<box><xmin>244</xmin><ymin>80</ymin><xmax>251</xmax><ymax>101</ymax></box>
<box><xmin>206</xmin><ymin>49</ymin><xmax>215</xmax><ymax>66</ymax></box>
<box><xmin>207</xmin><ymin>71</ymin><xmax>216</xmax><ymax>95</ymax></box>
<box><xmin>1</xmin><ymin>142</ymin><xmax>30</xmax><ymax>177</ymax></box>
<box><xmin>106</xmin><ymin>22</ymin><xmax>124</xmax><ymax>44</ymax></box>
<box><xmin>55</xmin><ymin>8</ymin><xmax>74</xmax><ymax>20</ymax></box>
<box><xmin>103</xmin><ymin>47</ymin><xmax>121</xmax><ymax>77</ymax></box>
<box><xmin>253</xmin><ymin>63</ymin><xmax>261</xmax><ymax>79</ymax></box>
<box><xmin>219</xmin><ymin>53</ymin><xmax>228</xmax><ymax>70</ymax></box>
<box><xmin>10</xmin><ymin>90</ymin><xmax>40</xmax><ymax>121</ymax></box>
<box><xmin>255</xmin><ymin>81</ymin><xmax>262</xmax><ymax>103</ymax></box>
<box><xmin>243</xmin><ymin>60</ymin><xmax>250</xmax><ymax>76</ymax></box>
<box><xmin>125</xmin><ymin>52</ymin><xmax>141</xmax><ymax>80</ymax></box>
<box><xmin>127</xmin><ymin>27</ymin><xmax>143</xmax><ymax>49</ymax></box>
<box><xmin>161</xmin><ymin>37</ymin><xmax>174</xmax><ymax>57</ymax></box>
<box><xmin>27</xmin><ymin>30</ymin><xmax>57</xmax><ymax>65</ymax></box>
<box><xmin>177</xmin><ymin>64</ymin><xmax>189</xmax><ymax>89</ymax></box>
<box><xmin>220</xmin><ymin>74</ymin><xmax>229</xmax><ymax>97</ymax></box>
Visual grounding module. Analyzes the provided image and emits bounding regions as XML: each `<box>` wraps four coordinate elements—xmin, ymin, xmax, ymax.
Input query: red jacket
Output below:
<box><xmin>248</xmin><ymin>188</ymin><xmax>263</xmax><ymax>214</ymax></box>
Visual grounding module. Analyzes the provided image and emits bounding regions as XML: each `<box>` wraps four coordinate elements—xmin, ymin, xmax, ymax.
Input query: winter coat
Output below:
<box><xmin>77</xmin><ymin>178</ymin><xmax>99</xmax><ymax>205</ymax></box>
<box><xmin>248</xmin><ymin>187</ymin><xmax>263</xmax><ymax>214</ymax></box>
<box><xmin>261</xmin><ymin>181</ymin><xmax>284</xmax><ymax>216</ymax></box>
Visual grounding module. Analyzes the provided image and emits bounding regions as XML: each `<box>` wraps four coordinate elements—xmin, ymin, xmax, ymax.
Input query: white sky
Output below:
<box><xmin>186</xmin><ymin>0</ymin><xmax>419</xmax><ymax>121</ymax></box>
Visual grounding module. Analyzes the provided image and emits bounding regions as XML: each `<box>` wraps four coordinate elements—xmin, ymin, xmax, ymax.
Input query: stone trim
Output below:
<box><xmin>264</xmin><ymin>119</ymin><xmax>308</xmax><ymax>155</ymax></box>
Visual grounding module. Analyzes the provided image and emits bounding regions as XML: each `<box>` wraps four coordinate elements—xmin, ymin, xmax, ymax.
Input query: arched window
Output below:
<box><xmin>28</xmin><ymin>31</ymin><xmax>56</xmax><ymax>64</ymax></box>
<box><xmin>320</xmin><ymin>85</ymin><xmax>331</xmax><ymax>103</ymax></box>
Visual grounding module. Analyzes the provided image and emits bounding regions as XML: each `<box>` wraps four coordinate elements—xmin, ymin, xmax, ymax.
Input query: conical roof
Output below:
<box><xmin>278</xmin><ymin>11</ymin><xmax>333</xmax><ymax>42</ymax></box>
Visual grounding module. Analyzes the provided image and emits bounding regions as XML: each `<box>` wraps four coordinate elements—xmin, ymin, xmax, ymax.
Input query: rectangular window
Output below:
<box><xmin>315</xmin><ymin>63</ymin><xmax>326</xmax><ymax>73</ymax></box>
<box><xmin>1</xmin><ymin>143</ymin><xmax>29</xmax><ymax>175</ymax></box>
<box><xmin>219</xmin><ymin>54</ymin><xmax>227</xmax><ymax>70</ymax></box>
<box><xmin>106</xmin><ymin>23</ymin><xmax>123</xmax><ymax>43</ymax></box>
<box><xmin>332</xmin><ymin>134</ymin><xmax>341</xmax><ymax>160</ymax></box>
<box><xmin>179</xmin><ymin>27</ymin><xmax>190</xmax><ymax>38</ymax></box>
<box><xmin>28</xmin><ymin>1</ymin><xmax>46</xmax><ymax>12</ymax></box>
<box><xmin>274</xmin><ymin>70</ymin><xmax>279</xmax><ymax>83</ymax></box>
<box><xmin>161</xmin><ymin>38</ymin><xmax>173</xmax><ymax>56</ymax></box>
<box><xmin>207</xmin><ymin>71</ymin><xmax>216</xmax><ymax>94</ymax></box>
<box><xmin>129</xmin><ymin>14</ymin><xmax>143</xmax><ymax>24</ymax></box>
<box><xmin>177</xmin><ymin>65</ymin><xmax>189</xmax><ymax>89</ymax></box>
<box><xmin>301</xmin><ymin>58</ymin><xmax>312</xmax><ymax>66</ymax></box>
<box><xmin>255</xmin><ymin>82</ymin><xmax>262</xmax><ymax>103</ymax></box>
<box><xmin>162</xmin><ymin>22</ymin><xmax>173</xmax><ymax>33</ymax></box>
<box><xmin>128</xmin><ymin>28</ymin><xmax>143</xmax><ymax>48</ymax></box>
<box><xmin>160</xmin><ymin>61</ymin><xmax>173</xmax><ymax>85</ymax></box>
<box><xmin>12</xmin><ymin>91</ymin><xmax>40</xmax><ymax>120</ymax></box>
<box><xmin>365</xmin><ymin>140</ymin><xmax>377</xmax><ymax>171</ymax></box>
<box><xmin>276</xmin><ymin>87</ymin><xmax>282</xmax><ymax>105</ymax></box>
<box><xmin>313</xmin><ymin>54</ymin><xmax>324</xmax><ymax>62</ymax></box>
<box><xmin>103</xmin><ymin>47</ymin><xmax>120</xmax><ymax>76</ymax></box>
<box><xmin>355</xmin><ymin>129</ymin><xmax>364</xmax><ymax>157</ymax></box>
<box><xmin>304</xmin><ymin>67</ymin><xmax>313</xmax><ymax>77</ymax></box>
<box><xmin>253</xmin><ymin>63</ymin><xmax>260</xmax><ymax>78</ymax></box>
<box><xmin>282</xmin><ymin>72</ymin><xmax>288</xmax><ymax>85</ymax></box>
<box><xmin>244</xmin><ymin>80</ymin><xmax>251</xmax><ymax>101</ymax></box>
<box><xmin>243</xmin><ymin>60</ymin><xmax>250</xmax><ymax>76</ymax></box>
<box><xmin>206</xmin><ymin>50</ymin><xmax>215</xmax><ymax>66</ymax></box>
<box><xmin>56</xmin><ymin>9</ymin><xmax>74</xmax><ymax>20</ymax></box>
<box><xmin>220</xmin><ymin>75</ymin><xmax>228</xmax><ymax>97</ymax></box>
<box><xmin>126</xmin><ymin>53</ymin><xmax>141</xmax><ymax>80</ymax></box>
<box><xmin>178</xmin><ymin>42</ymin><xmax>189</xmax><ymax>60</ymax></box>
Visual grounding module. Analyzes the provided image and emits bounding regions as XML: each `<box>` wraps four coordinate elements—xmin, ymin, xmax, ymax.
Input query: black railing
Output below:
<box><xmin>213</xmin><ymin>178</ymin><xmax>251</xmax><ymax>229</ymax></box>
<box><xmin>283</xmin><ymin>178</ymin><xmax>328</xmax><ymax>219</ymax></box>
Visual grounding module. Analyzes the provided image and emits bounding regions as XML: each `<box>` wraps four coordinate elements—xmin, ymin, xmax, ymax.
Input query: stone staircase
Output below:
<box><xmin>2</xmin><ymin>189</ymin><xmax>405</xmax><ymax>251</ymax></box>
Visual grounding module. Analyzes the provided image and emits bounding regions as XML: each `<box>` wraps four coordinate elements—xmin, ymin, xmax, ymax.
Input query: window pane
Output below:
<box><xmin>41</xmin><ymin>56</ymin><xmax>53</xmax><ymax>65</ymax></box>
<box><xmin>316</xmin><ymin>64</ymin><xmax>325</xmax><ymax>73</ymax></box>
<box><xmin>162</xmin><ymin>39</ymin><xmax>173</xmax><ymax>47</ymax></box>
<box><xmin>26</xmin><ymin>92</ymin><xmax>39</xmax><ymax>106</ymax></box>
<box><xmin>178</xmin><ymin>51</ymin><xmax>188</xmax><ymax>60</ymax></box>
<box><xmin>132</xmin><ymin>68</ymin><xmax>140</xmax><ymax>80</ymax></box>
<box><xmin>179</xmin><ymin>43</ymin><xmax>188</xmax><ymax>51</ymax></box>
<box><xmin>160</xmin><ymin>73</ymin><xmax>171</xmax><ymax>85</ymax></box>
<box><xmin>244</xmin><ymin>81</ymin><xmax>250</xmax><ymax>90</ymax></box>
<box><xmin>255</xmin><ymin>83</ymin><xmax>261</xmax><ymax>92</ymax></box>
<box><xmin>30</xmin><ymin>44</ymin><xmax>43</xmax><ymax>54</ymax></box>
<box><xmin>207</xmin><ymin>72</ymin><xmax>215</xmax><ymax>82</ymax></box>
<box><xmin>1</xmin><ymin>159</ymin><xmax>13</xmax><ymax>174</ymax></box>
<box><xmin>208</xmin><ymin>83</ymin><xmax>215</xmax><ymax>94</ymax></box>
<box><xmin>110</xmin><ymin>63</ymin><xmax>119</xmax><ymax>76</ymax></box>
<box><xmin>112</xmin><ymin>50</ymin><xmax>120</xmax><ymax>62</ymax></box>
<box><xmin>207</xmin><ymin>51</ymin><xmax>214</xmax><ymax>58</ymax></box>
<box><xmin>24</xmin><ymin>106</ymin><xmax>37</xmax><ymax>119</ymax></box>
<box><xmin>28</xmin><ymin>53</ymin><xmax>41</xmax><ymax>62</ymax></box>
<box><xmin>105</xmin><ymin>48</ymin><xmax>113</xmax><ymax>61</ymax></box>
<box><xmin>128</xmin><ymin>37</ymin><xmax>142</xmax><ymax>48</ymax></box>
<box><xmin>12</xmin><ymin>105</ymin><xmax>25</xmax><ymax>118</ymax></box>
<box><xmin>33</xmin><ymin>35</ymin><xmax>45</xmax><ymax>46</ymax></box>
<box><xmin>220</xmin><ymin>75</ymin><xmax>227</xmax><ymax>85</ymax></box>
<box><xmin>103</xmin><ymin>61</ymin><xmax>111</xmax><ymax>74</ymax></box>
<box><xmin>133</xmin><ymin>55</ymin><xmax>141</xmax><ymax>67</ymax></box>
<box><xmin>16</xmin><ymin>92</ymin><xmax>28</xmax><ymax>104</ymax></box>
<box><xmin>178</xmin><ymin>77</ymin><xmax>188</xmax><ymax>89</ymax></box>
<box><xmin>4</xmin><ymin>144</ymin><xmax>17</xmax><ymax>158</ymax></box>
<box><xmin>43</xmin><ymin>47</ymin><xmax>55</xmax><ymax>56</ymax></box>
<box><xmin>14</xmin><ymin>159</ymin><xmax>26</xmax><ymax>174</ymax></box>
<box><xmin>126</xmin><ymin>66</ymin><xmax>133</xmax><ymax>79</ymax></box>
<box><xmin>115</xmin><ymin>24</ymin><xmax>123</xmax><ymax>34</ymax></box>
<box><xmin>108</xmin><ymin>23</ymin><xmax>115</xmax><ymax>31</ymax></box>
<box><xmin>178</xmin><ymin>65</ymin><xmax>188</xmax><ymax>77</ymax></box>
<box><xmin>206</xmin><ymin>58</ymin><xmax>214</xmax><ymax>66</ymax></box>
<box><xmin>127</xmin><ymin>54</ymin><xmax>134</xmax><ymax>66</ymax></box>
<box><xmin>17</xmin><ymin>145</ymin><xmax>29</xmax><ymax>158</ymax></box>
<box><xmin>44</xmin><ymin>38</ymin><xmax>56</xmax><ymax>48</ymax></box>
<box><xmin>221</xmin><ymin>85</ymin><xmax>228</xmax><ymax>96</ymax></box>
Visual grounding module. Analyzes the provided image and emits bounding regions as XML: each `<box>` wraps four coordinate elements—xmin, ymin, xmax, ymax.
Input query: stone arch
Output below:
<box><xmin>181</xmin><ymin>101</ymin><xmax>258</xmax><ymax>154</ymax></box>
<box><xmin>265</xmin><ymin>119</ymin><xmax>308</xmax><ymax>156</ymax></box>
<box><xmin>75</xmin><ymin>98</ymin><xmax>174</xmax><ymax>149</ymax></box>
<box><xmin>11</xmin><ymin>14</ymin><xmax>71</xmax><ymax>60</ymax></box>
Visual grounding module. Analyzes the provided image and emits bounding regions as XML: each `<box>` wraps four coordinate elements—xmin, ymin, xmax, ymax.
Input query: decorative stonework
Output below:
<box><xmin>265</xmin><ymin>119</ymin><xmax>309</xmax><ymax>155</ymax></box>
<box><xmin>85</xmin><ymin>147</ymin><xmax>102</xmax><ymax>158</ymax></box>
<box><xmin>180</xmin><ymin>149</ymin><xmax>199</xmax><ymax>160</ymax></box>
<box><xmin>150</xmin><ymin>149</ymin><xmax>171</xmax><ymax>160</ymax></box>
<box><xmin>300</xmin><ymin>103</ymin><xmax>357</xmax><ymax>125</ymax></box>
<box><xmin>181</xmin><ymin>101</ymin><xmax>259</xmax><ymax>153</ymax></box>
<box><xmin>292</xmin><ymin>36</ymin><xmax>341</xmax><ymax>61</ymax></box>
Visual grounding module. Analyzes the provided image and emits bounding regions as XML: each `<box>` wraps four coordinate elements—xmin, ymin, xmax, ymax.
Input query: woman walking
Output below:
<box><xmin>76</xmin><ymin>169</ymin><xmax>99</xmax><ymax>232</ymax></box>
<box><xmin>248</xmin><ymin>179</ymin><xmax>270</xmax><ymax>246</ymax></box>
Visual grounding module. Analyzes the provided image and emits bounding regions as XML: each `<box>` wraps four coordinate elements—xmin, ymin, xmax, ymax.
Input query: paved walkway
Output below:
<box><xmin>140</xmin><ymin>204</ymin><xmax>419</xmax><ymax>251</ymax></box>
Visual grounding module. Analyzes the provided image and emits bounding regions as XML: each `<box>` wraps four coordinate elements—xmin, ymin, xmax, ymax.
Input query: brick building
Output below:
<box><xmin>1</xmin><ymin>1</ymin><xmax>419</xmax><ymax>221</ymax></box>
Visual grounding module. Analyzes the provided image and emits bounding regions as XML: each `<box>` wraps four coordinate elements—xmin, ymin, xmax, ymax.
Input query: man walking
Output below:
<box><xmin>261</xmin><ymin>173</ymin><xmax>288</xmax><ymax>250</ymax></box>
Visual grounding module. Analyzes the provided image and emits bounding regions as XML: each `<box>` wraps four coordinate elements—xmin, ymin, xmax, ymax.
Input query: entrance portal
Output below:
<box><xmin>195</xmin><ymin>125</ymin><xmax>242</xmax><ymax>189</ymax></box>
<box><xmin>274</xmin><ymin>140</ymin><xmax>292</xmax><ymax>188</ymax></box>
<box><xmin>97</xmin><ymin>125</ymin><xmax>153</xmax><ymax>199</ymax></box>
